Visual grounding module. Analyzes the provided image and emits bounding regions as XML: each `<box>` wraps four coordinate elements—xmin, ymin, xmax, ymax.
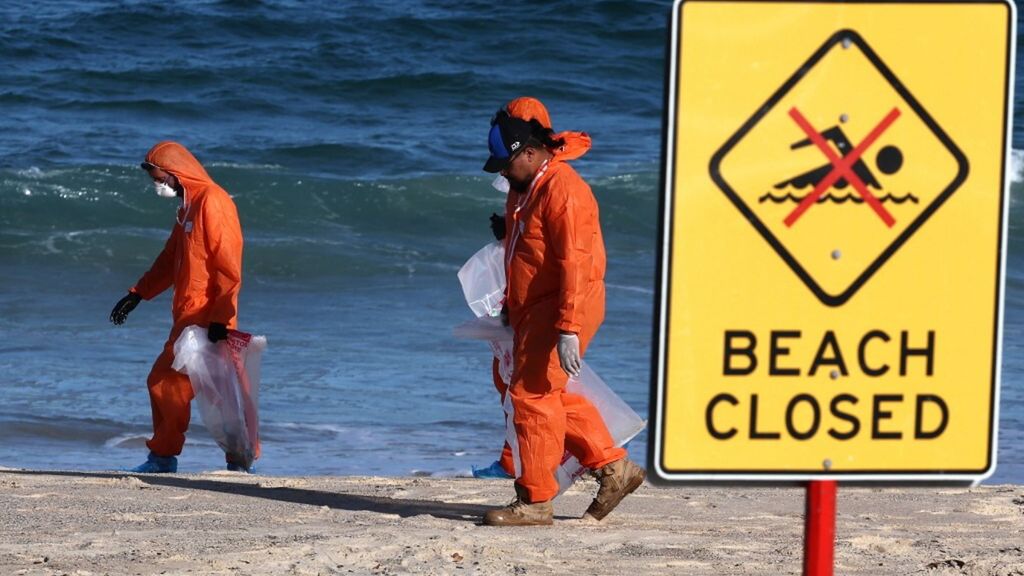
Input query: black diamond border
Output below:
<box><xmin>708</xmin><ymin>29</ymin><xmax>970</xmax><ymax>307</ymax></box>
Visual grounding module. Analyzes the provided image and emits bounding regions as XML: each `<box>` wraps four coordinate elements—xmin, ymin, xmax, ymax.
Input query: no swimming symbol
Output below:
<box><xmin>709</xmin><ymin>29</ymin><xmax>969</xmax><ymax>307</ymax></box>
<box><xmin>773</xmin><ymin>107</ymin><xmax>908</xmax><ymax>228</ymax></box>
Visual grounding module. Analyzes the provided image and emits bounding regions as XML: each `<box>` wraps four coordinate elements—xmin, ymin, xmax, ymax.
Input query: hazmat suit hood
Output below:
<box><xmin>144</xmin><ymin>141</ymin><xmax>221</xmax><ymax>201</ymax></box>
<box><xmin>551</xmin><ymin>131</ymin><xmax>591</xmax><ymax>162</ymax></box>
<box><xmin>506</xmin><ymin>97</ymin><xmax>552</xmax><ymax>130</ymax></box>
<box><xmin>505</xmin><ymin>97</ymin><xmax>591</xmax><ymax>163</ymax></box>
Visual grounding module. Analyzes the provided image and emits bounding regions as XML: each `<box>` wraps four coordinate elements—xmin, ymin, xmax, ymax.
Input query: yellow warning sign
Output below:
<box><xmin>651</xmin><ymin>0</ymin><xmax>1014</xmax><ymax>482</ymax></box>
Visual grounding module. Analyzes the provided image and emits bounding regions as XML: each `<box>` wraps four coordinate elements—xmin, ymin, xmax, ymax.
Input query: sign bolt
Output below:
<box><xmin>842</xmin><ymin>37</ymin><xmax>852</xmax><ymax>49</ymax></box>
<box><xmin>823</xmin><ymin>459</ymin><xmax>833</xmax><ymax>470</ymax></box>
<box><xmin>839</xmin><ymin>113</ymin><xmax>849</xmax><ymax>123</ymax></box>
<box><xmin>830</xmin><ymin>370</ymin><xmax>840</xmax><ymax>380</ymax></box>
<box><xmin>831</xmin><ymin>249</ymin><xmax>842</xmax><ymax>260</ymax></box>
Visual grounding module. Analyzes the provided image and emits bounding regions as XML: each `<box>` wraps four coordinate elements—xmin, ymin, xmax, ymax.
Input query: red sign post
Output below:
<box><xmin>803</xmin><ymin>481</ymin><xmax>837</xmax><ymax>576</ymax></box>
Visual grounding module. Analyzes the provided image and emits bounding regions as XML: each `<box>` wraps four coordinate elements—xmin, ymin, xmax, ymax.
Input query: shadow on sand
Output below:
<box><xmin>2</xmin><ymin>469</ymin><xmax>495</xmax><ymax>523</ymax></box>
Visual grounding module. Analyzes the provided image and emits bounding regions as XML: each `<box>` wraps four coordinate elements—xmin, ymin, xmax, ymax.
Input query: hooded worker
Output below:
<box><xmin>480</xmin><ymin>105</ymin><xmax>646</xmax><ymax>526</ymax></box>
<box><xmin>477</xmin><ymin>97</ymin><xmax>600</xmax><ymax>480</ymax></box>
<box><xmin>109</xmin><ymin>141</ymin><xmax>253</xmax><ymax>473</ymax></box>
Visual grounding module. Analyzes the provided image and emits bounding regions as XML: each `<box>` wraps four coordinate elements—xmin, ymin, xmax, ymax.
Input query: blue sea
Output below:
<box><xmin>0</xmin><ymin>1</ymin><xmax>1020</xmax><ymax>484</ymax></box>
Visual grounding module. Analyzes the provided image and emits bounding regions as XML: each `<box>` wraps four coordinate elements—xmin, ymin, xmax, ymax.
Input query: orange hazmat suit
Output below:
<box><xmin>491</xmin><ymin>98</ymin><xmax>606</xmax><ymax>479</ymax></box>
<box><xmin>498</xmin><ymin>110</ymin><xmax>625</xmax><ymax>501</ymax></box>
<box><xmin>130</xmin><ymin>141</ymin><xmax>250</xmax><ymax>459</ymax></box>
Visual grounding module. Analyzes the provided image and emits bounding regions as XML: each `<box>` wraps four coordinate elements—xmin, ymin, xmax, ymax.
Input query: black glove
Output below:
<box><xmin>208</xmin><ymin>322</ymin><xmax>228</xmax><ymax>343</ymax></box>
<box><xmin>109</xmin><ymin>292</ymin><xmax>142</xmax><ymax>325</ymax></box>
<box><xmin>490</xmin><ymin>212</ymin><xmax>506</xmax><ymax>241</ymax></box>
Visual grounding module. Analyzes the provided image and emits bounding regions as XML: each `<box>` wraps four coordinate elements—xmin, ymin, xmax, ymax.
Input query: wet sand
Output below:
<box><xmin>0</xmin><ymin>469</ymin><xmax>1021</xmax><ymax>575</ymax></box>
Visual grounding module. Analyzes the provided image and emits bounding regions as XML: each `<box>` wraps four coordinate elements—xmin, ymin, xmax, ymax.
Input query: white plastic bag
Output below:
<box><xmin>456</xmin><ymin>241</ymin><xmax>647</xmax><ymax>494</ymax></box>
<box><xmin>457</xmin><ymin>241</ymin><xmax>506</xmax><ymax>318</ymax></box>
<box><xmin>567</xmin><ymin>365</ymin><xmax>646</xmax><ymax>448</ymax></box>
<box><xmin>171</xmin><ymin>326</ymin><xmax>266</xmax><ymax>470</ymax></box>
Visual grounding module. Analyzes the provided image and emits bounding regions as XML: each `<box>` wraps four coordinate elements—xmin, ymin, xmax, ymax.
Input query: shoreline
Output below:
<box><xmin>1</xmin><ymin>469</ymin><xmax>1022</xmax><ymax>575</ymax></box>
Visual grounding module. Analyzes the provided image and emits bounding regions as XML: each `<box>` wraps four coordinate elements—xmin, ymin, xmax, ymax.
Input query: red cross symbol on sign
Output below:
<box><xmin>784</xmin><ymin>106</ymin><xmax>901</xmax><ymax>227</ymax></box>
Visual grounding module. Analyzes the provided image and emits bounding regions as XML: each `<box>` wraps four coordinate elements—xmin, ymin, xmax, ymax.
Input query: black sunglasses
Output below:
<box><xmin>140</xmin><ymin>162</ymin><xmax>175</xmax><ymax>186</ymax></box>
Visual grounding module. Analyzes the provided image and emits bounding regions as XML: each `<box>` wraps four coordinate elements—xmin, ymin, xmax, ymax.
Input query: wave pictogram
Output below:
<box><xmin>758</xmin><ymin>191</ymin><xmax>919</xmax><ymax>205</ymax></box>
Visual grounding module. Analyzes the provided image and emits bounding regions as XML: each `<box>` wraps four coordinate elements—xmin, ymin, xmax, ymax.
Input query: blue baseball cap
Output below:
<box><xmin>484</xmin><ymin>111</ymin><xmax>534</xmax><ymax>173</ymax></box>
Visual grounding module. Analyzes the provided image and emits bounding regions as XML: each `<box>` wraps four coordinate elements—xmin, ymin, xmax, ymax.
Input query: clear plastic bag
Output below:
<box><xmin>566</xmin><ymin>364</ymin><xmax>646</xmax><ymax>448</ymax></box>
<box><xmin>457</xmin><ymin>241</ymin><xmax>506</xmax><ymax>318</ymax></box>
<box><xmin>553</xmin><ymin>364</ymin><xmax>647</xmax><ymax>492</ymax></box>
<box><xmin>171</xmin><ymin>326</ymin><xmax>266</xmax><ymax>470</ymax></box>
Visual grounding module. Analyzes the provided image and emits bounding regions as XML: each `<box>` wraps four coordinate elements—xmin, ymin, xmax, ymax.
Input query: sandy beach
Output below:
<box><xmin>0</xmin><ymin>469</ymin><xmax>1021</xmax><ymax>575</ymax></box>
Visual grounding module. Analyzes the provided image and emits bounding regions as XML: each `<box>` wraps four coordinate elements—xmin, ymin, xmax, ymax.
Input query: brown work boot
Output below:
<box><xmin>584</xmin><ymin>457</ymin><xmax>646</xmax><ymax>521</ymax></box>
<box><xmin>483</xmin><ymin>485</ymin><xmax>553</xmax><ymax>526</ymax></box>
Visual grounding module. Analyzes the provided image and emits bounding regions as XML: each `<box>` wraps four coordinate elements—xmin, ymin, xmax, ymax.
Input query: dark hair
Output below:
<box><xmin>525</xmin><ymin>119</ymin><xmax>565</xmax><ymax>150</ymax></box>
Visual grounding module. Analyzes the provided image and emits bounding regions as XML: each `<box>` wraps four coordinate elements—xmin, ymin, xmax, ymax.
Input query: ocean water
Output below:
<box><xmin>0</xmin><ymin>1</ymin><xmax>1020</xmax><ymax>484</ymax></box>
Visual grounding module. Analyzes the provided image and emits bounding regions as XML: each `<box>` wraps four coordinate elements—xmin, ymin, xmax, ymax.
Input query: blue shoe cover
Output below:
<box><xmin>128</xmin><ymin>452</ymin><xmax>177</xmax><ymax>473</ymax></box>
<box><xmin>226</xmin><ymin>462</ymin><xmax>255</xmax><ymax>474</ymax></box>
<box><xmin>472</xmin><ymin>460</ymin><xmax>513</xmax><ymax>479</ymax></box>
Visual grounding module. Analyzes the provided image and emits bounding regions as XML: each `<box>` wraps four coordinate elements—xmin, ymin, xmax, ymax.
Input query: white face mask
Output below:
<box><xmin>491</xmin><ymin>174</ymin><xmax>511</xmax><ymax>195</ymax></box>
<box><xmin>154</xmin><ymin>181</ymin><xmax>177</xmax><ymax>198</ymax></box>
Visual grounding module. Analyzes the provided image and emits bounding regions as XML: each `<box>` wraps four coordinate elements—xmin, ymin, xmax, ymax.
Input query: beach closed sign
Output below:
<box><xmin>651</xmin><ymin>0</ymin><xmax>1014</xmax><ymax>482</ymax></box>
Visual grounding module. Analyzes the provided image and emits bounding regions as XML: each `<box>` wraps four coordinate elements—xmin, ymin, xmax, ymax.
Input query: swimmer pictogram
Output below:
<box><xmin>774</xmin><ymin>125</ymin><xmax>903</xmax><ymax>193</ymax></box>
<box><xmin>775</xmin><ymin>108</ymin><xmax>905</xmax><ymax>227</ymax></box>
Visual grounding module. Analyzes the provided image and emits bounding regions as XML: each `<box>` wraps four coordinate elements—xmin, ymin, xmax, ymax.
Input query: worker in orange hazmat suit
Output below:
<box><xmin>476</xmin><ymin>97</ymin><xmax>598</xmax><ymax>480</ymax></box>
<box><xmin>480</xmin><ymin>109</ymin><xmax>646</xmax><ymax>526</ymax></box>
<box><xmin>109</xmin><ymin>141</ymin><xmax>253</xmax><ymax>473</ymax></box>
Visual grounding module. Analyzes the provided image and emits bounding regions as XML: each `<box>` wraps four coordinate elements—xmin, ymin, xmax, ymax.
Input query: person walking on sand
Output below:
<box><xmin>109</xmin><ymin>141</ymin><xmax>254</xmax><ymax>473</ymax></box>
<box><xmin>476</xmin><ymin>96</ymin><xmax>604</xmax><ymax>480</ymax></box>
<box><xmin>480</xmin><ymin>108</ymin><xmax>646</xmax><ymax>526</ymax></box>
